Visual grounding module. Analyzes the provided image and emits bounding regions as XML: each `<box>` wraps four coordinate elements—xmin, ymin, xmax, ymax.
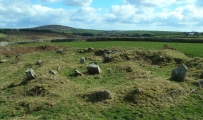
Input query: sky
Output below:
<box><xmin>0</xmin><ymin>0</ymin><xmax>203</xmax><ymax>31</ymax></box>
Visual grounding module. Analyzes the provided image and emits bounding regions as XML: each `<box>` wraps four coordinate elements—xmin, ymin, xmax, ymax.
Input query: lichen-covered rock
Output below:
<box><xmin>171</xmin><ymin>64</ymin><xmax>188</xmax><ymax>82</ymax></box>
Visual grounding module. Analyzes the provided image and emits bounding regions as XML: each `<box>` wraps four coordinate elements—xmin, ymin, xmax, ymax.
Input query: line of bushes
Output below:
<box><xmin>87</xmin><ymin>37</ymin><xmax>203</xmax><ymax>43</ymax></box>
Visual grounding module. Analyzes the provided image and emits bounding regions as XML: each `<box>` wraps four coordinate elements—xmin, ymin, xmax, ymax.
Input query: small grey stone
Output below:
<box><xmin>49</xmin><ymin>70</ymin><xmax>57</xmax><ymax>75</ymax></box>
<box><xmin>136</xmin><ymin>88</ymin><xmax>141</xmax><ymax>93</ymax></box>
<box><xmin>56</xmin><ymin>49</ymin><xmax>64</xmax><ymax>54</ymax></box>
<box><xmin>57</xmin><ymin>66</ymin><xmax>60</xmax><ymax>71</ymax></box>
<box><xmin>102</xmin><ymin>90</ymin><xmax>111</xmax><ymax>99</ymax></box>
<box><xmin>36</xmin><ymin>60</ymin><xmax>42</xmax><ymax>66</ymax></box>
<box><xmin>0</xmin><ymin>59</ymin><xmax>7</xmax><ymax>63</ymax></box>
<box><xmin>75</xmin><ymin>70</ymin><xmax>83</xmax><ymax>76</ymax></box>
<box><xmin>25</xmin><ymin>69</ymin><xmax>36</xmax><ymax>80</ymax></box>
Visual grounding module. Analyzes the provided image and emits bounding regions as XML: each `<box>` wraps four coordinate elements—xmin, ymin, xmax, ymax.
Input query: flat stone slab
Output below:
<box><xmin>0</xmin><ymin>59</ymin><xmax>7</xmax><ymax>63</ymax></box>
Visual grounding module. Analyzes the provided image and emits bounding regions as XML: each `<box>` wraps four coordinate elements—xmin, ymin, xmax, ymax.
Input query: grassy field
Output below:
<box><xmin>1</xmin><ymin>41</ymin><xmax>203</xmax><ymax>119</ymax></box>
<box><xmin>18</xmin><ymin>41</ymin><xmax>203</xmax><ymax>58</ymax></box>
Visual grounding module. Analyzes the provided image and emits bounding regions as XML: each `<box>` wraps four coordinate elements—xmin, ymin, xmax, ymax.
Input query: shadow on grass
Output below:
<box><xmin>80</xmin><ymin>91</ymin><xmax>112</xmax><ymax>103</ymax></box>
<box><xmin>2</xmin><ymin>78</ymin><xmax>30</xmax><ymax>90</ymax></box>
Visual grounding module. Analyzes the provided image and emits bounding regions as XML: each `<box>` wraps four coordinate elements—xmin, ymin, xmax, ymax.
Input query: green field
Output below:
<box><xmin>19</xmin><ymin>41</ymin><xmax>203</xmax><ymax>58</ymax></box>
<box><xmin>1</xmin><ymin>41</ymin><xmax>203</xmax><ymax>119</ymax></box>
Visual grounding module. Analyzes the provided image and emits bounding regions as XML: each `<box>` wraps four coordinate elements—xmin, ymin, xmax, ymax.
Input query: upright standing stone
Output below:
<box><xmin>25</xmin><ymin>69</ymin><xmax>36</xmax><ymax>80</ymax></box>
<box><xmin>80</xmin><ymin>57</ymin><xmax>85</xmax><ymax>64</ymax></box>
<box><xmin>171</xmin><ymin>64</ymin><xmax>188</xmax><ymax>82</ymax></box>
<box><xmin>87</xmin><ymin>64</ymin><xmax>101</xmax><ymax>74</ymax></box>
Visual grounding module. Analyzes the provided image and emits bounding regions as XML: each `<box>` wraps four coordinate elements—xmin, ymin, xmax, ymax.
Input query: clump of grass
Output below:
<box><xmin>17</xmin><ymin>99</ymin><xmax>55</xmax><ymax>114</ymax></box>
<box><xmin>24</xmin><ymin>85</ymin><xmax>49</xmax><ymax>96</ymax></box>
<box><xmin>124</xmin><ymin>77</ymin><xmax>186</xmax><ymax>107</ymax></box>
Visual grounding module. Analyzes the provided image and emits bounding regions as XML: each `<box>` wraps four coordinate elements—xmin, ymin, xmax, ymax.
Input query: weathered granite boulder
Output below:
<box><xmin>80</xmin><ymin>57</ymin><xmax>85</xmax><ymax>64</ymax></box>
<box><xmin>25</xmin><ymin>69</ymin><xmax>36</xmax><ymax>80</ymax></box>
<box><xmin>171</xmin><ymin>64</ymin><xmax>188</xmax><ymax>82</ymax></box>
<box><xmin>87</xmin><ymin>64</ymin><xmax>101</xmax><ymax>74</ymax></box>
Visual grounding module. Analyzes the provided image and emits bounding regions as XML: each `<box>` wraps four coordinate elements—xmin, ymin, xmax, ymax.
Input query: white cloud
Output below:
<box><xmin>0</xmin><ymin>0</ymin><xmax>203</xmax><ymax>31</ymax></box>
<box><xmin>63</xmin><ymin>0</ymin><xmax>92</xmax><ymax>7</ymax></box>
<box><xmin>124</xmin><ymin>0</ymin><xmax>176</xmax><ymax>7</ymax></box>
<box><xmin>104</xmin><ymin>4</ymin><xmax>154</xmax><ymax>24</ymax></box>
<box><xmin>123</xmin><ymin>0</ymin><xmax>196</xmax><ymax>8</ymax></box>
<box><xmin>39</xmin><ymin>0</ymin><xmax>59</xmax><ymax>3</ymax></box>
<box><xmin>0</xmin><ymin>0</ymin><xmax>70</xmax><ymax>28</ymax></box>
<box><xmin>69</xmin><ymin>6</ymin><xmax>101</xmax><ymax>23</ymax></box>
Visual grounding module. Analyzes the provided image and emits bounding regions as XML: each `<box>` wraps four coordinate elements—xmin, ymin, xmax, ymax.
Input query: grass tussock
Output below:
<box><xmin>124</xmin><ymin>77</ymin><xmax>186</xmax><ymax>107</ymax></box>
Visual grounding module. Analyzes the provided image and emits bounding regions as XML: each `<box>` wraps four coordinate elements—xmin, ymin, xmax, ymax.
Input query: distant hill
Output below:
<box><xmin>31</xmin><ymin>25</ymin><xmax>76</xmax><ymax>30</ymax></box>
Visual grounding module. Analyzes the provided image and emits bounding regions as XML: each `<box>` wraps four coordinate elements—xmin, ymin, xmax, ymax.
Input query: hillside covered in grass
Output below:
<box><xmin>1</xmin><ymin>42</ymin><xmax>203</xmax><ymax>119</ymax></box>
<box><xmin>1</xmin><ymin>25</ymin><xmax>203</xmax><ymax>44</ymax></box>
